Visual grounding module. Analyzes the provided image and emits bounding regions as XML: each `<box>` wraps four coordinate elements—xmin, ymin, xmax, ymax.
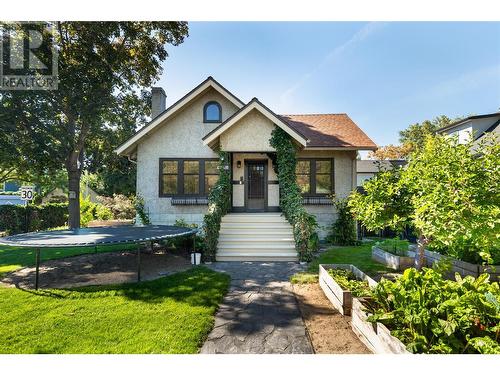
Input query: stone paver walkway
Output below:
<box><xmin>201</xmin><ymin>262</ymin><xmax>314</xmax><ymax>354</ymax></box>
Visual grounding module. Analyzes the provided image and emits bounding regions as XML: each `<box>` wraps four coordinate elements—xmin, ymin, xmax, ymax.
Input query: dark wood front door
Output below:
<box><xmin>245</xmin><ymin>160</ymin><xmax>267</xmax><ymax>212</ymax></box>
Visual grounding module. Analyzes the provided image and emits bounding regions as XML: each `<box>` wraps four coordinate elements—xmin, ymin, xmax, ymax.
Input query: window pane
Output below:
<box><xmin>162</xmin><ymin>175</ymin><xmax>177</xmax><ymax>194</ymax></box>
<box><xmin>183</xmin><ymin>161</ymin><xmax>199</xmax><ymax>174</ymax></box>
<box><xmin>205</xmin><ymin>161</ymin><xmax>219</xmax><ymax>175</ymax></box>
<box><xmin>297</xmin><ymin>175</ymin><xmax>310</xmax><ymax>194</ymax></box>
<box><xmin>205</xmin><ymin>103</ymin><xmax>221</xmax><ymax>121</ymax></box>
<box><xmin>205</xmin><ymin>175</ymin><xmax>218</xmax><ymax>194</ymax></box>
<box><xmin>184</xmin><ymin>175</ymin><xmax>199</xmax><ymax>194</ymax></box>
<box><xmin>162</xmin><ymin>160</ymin><xmax>177</xmax><ymax>174</ymax></box>
<box><xmin>296</xmin><ymin>160</ymin><xmax>310</xmax><ymax>174</ymax></box>
<box><xmin>316</xmin><ymin>174</ymin><xmax>332</xmax><ymax>194</ymax></box>
<box><xmin>316</xmin><ymin>160</ymin><xmax>331</xmax><ymax>174</ymax></box>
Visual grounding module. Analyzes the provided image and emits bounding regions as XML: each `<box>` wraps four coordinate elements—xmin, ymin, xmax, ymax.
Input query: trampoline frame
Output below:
<box><xmin>0</xmin><ymin>226</ymin><xmax>199</xmax><ymax>290</ymax></box>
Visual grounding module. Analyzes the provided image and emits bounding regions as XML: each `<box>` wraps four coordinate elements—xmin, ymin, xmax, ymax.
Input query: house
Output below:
<box><xmin>436</xmin><ymin>112</ymin><xmax>500</xmax><ymax>149</ymax></box>
<box><xmin>116</xmin><ymin>77</ymin><xmax>376</xmax><ymax>261</ymax></box>
<box><xmin>356</xmin><ymin>159</ymin><xmax>406</xmax><ymax>187</ymax></box>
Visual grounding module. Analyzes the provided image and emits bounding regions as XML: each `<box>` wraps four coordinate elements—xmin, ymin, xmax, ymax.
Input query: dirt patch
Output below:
<box><xmin>293</xmin><ymin>283</ymin><xmax>370</xmax><ymax>354</ymax></box>
<box><xmin>1</xmin><ymin>249</ymin><xmax>192</xmax><ymax>290</ymax></box>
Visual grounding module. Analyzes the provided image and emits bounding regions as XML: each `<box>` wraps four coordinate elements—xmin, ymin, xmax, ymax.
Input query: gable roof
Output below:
<box><xmin>202</xmin><ymin>98</ymin><xmax>308</xmax><ymax>147</ymax></box>
<box><xmin>115</xmin><ymin>76</ymin><xmax>245</xmax><ymax>156</ymax></box>
<box><xmin>436</xmin><ymin>112</ymin><xmax>500</xmax><ymax>134</ymax></box>
<box><xmin>279</xmin><ymin>114</ymin><xmax>377</xmax><ymax>149</ymax></box>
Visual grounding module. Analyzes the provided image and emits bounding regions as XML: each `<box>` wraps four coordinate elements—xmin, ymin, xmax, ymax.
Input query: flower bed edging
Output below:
<box><xmin>371</xmin><ymin>246</ymin><xmax>415</xmax><ymax>271</ymax></box>
<box><xmin>351</xmin><ymin>298</ymin><xmax>410</xmax><ymax>354</ymax></box>
<box><xmin>318</xmin><ymin>264</ymin><xmax>377</xmax><ymax>316</ymax></box>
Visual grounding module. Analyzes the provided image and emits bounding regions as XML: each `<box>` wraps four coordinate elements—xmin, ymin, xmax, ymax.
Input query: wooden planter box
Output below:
<box><xmin>372</xmin><ymin>246</ymin><xmax>415</xmax><ymax>271</ymax></box>
<box><xmin>319</xmin><ymin>264</ymin><xmax>377</xmax><ymax>316</ymax></box>
<box><xmin>351</xmin><ymin>298</ymin><xmax>410</xmax><ymax>354</ymax></box>
<box><xmin>421</xmin><ymin>249</ymin><xmax>499</xmax><ymax>281</ymax></box>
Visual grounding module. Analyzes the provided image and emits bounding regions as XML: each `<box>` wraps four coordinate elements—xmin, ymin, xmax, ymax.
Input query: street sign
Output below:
<box><xmin>20</xmin><ymin>186</ymin><xmax>35</xmax><ymax>201</ymax></box>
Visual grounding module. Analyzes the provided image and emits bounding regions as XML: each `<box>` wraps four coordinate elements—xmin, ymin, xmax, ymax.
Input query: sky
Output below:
<box><xmin>157</xmin><ymin>22</ymin><xmax>500</xmax><ymax>147</ymax></box>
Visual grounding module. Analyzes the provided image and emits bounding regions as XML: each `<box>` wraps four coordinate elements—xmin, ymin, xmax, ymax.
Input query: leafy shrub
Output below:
<box><xmin>269</xmin><ymin>127</ymin><xmax>319</xmax><ymax>262</ymax></box>
<box><xmin>326</xmin><ymin>197</ymin><xmax>360</xmax><ymax>246</ymax></box>
<box><xmin>327</xmin><ymin>268</ymin><xmax>371</xmax><ymax>297</ymax></box>
<box><xmin>376</xmin><ymin>238</ymin><xmax>409</xmax><ymax>256</ymax></box>
<box><xmin>203</xmin><ymin>150</ymin><xmax>231</xmax><ymax>262</ymax></box>
<box><xmin>80</xmin><ymin>195</ymin><xmax>115</xmax><ymax>227</ymax></box>
<box><xmin>0</xmin><ymin>203</ymin><xmax>68</xmax><ymax>234</ymax></box>
<box><xmin>365</xmin><ymin>268</ymin><xmax>500</xmax><ymax>354</ymax></box>
<box><xmin>97</xmin><ymin>194</ymin><xmax>135</xmax><ymax>220</ymax></box>
<box><xmin>95</xmin><ymin>204</ymin><xmax>113</xmax><ymax>220</ymax></box>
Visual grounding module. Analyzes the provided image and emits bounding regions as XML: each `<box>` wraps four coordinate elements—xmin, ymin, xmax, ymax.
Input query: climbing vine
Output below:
<box><xmin>269</xmin><ymin>127</ymin><xmax>318</xmax><ymax>261</ymax></box>
<box><xmin>202</xmin><ymin>150</ymin><xmax>231</xmax><ymax>261</ymax></box>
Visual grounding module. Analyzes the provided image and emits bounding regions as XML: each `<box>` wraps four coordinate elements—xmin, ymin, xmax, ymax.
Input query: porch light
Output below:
<box><xmin>237</xmin><ymin>161</ymin><xmax>242</xmax><ymax>168</ymax></box>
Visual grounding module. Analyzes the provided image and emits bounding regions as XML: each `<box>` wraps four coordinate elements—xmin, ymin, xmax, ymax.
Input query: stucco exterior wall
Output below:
<box><xmin>297</xmin><ymin>150</ymin><xmax>357</xmax><ymax>238</ymax></box>
<box><xmin>220</xmin><ymin>109</ymin><xmax>275</xmax><ymax>152</ymax></box>
<box><xmin>136</xmin><ymin>88</ymin><xmax>239</xmax><ymax>226</ymax></box>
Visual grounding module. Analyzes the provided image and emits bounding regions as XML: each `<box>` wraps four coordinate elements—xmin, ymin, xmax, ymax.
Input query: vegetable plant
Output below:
<box><xmin>327</xmin><ymin>268</ymin><xmax>371</xmax><ymax>298</ymax></box>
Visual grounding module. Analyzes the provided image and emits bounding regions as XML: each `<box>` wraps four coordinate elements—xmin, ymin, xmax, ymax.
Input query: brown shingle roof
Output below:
<box><xmin>279</xmin><ymin>114</ymin><xmax>377</xmax><ymax>149</ymax></box>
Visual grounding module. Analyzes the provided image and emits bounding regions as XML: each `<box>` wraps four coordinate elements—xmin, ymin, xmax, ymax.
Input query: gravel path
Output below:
<box><xmin>201</xmin><ymin>262</ymin><xmax>314</xmax><ymax>354</ymax></box>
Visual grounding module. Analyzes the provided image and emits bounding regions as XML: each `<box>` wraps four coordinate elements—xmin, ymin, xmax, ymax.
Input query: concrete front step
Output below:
<box><xmin>216</xmin><ymin>253</ymin><xmax>299</xmax><ymax>261</ymax></box>
<box><xmin>217</xmin><ymin>213</ymin><xmax>297</xmax><ymax>262</ymax></box>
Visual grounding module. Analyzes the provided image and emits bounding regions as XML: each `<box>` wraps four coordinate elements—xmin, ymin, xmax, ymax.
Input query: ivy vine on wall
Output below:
<box><xmin>202</xmin><ymin>150</ymin><xmax>231</xmax><ymax>261</ymax></box>
<box><xmin>269</xmin><ymin>127</ymin><xmax>318</xmax><ymax>261</ymax></box>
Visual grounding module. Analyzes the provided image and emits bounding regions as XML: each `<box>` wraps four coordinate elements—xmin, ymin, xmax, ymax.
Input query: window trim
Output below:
<box><xmin>159</xmin><ymin>158</ymin><xmax>219</xmax><ymax>198</ymax></box>
<box><xmin>203</xmin><ymin>101</ymin><xmax>222</xmax><ymax>123</ymax></box>
<box><xmin>296</xmin><ymin>158</ymin><xmax>335</xmax><ymax>197</ymax></box>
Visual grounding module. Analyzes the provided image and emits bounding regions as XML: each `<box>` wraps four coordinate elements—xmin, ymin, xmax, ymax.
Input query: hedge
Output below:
<box><xmin>0</xmin><ymin>203</ymin><xmax>68</xmax><ymax>234</ymax></box>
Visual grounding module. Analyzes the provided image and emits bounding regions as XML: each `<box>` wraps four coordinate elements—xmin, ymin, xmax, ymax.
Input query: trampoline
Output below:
<box><xmin>0</xmin><ymin>225</ymin><xmax>198</xmax><ymax>289</ymax></box>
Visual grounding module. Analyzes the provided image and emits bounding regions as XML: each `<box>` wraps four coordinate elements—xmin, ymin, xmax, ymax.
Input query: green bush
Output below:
<box><xmin>202</xmin><ymin>150</ymin><xmax>231</xmax><ymax>262</ymax></box>
<box><xmin>80</xmin><ymin>195</ymin><xmax>115</xmax><ymax>227</ymax></box>
<box><xmin>269</xmin><ymin>127</ymin><xmax>318</xmax><ymax>262</ymax></box>
<box><xmin>133</xmin><ymin>195</ymin><xmax>150</xmax><ymax>225</ymax></box>
<box><xmin>0</xmin><ymin>203</ymin><xmax>68</xmax><ymax>234</ymax></box>
<box><xmin>365</xmin><ymin>268</ymin><xmax>500</xmax><ymax>354</ymax></box>
<box><xmin>97</xmin><ymin>194</ymin><xmax>135</xmax><ymax>220</ymax></box>
<box><xmin>326</xmin><ymin>197</ymin><xmax>360</xmax><ymax>246</ymax></box>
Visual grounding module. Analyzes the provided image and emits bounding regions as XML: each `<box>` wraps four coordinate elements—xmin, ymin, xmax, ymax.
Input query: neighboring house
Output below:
<box><xmin>116</xmin><ymin>77</ymin><xmax>376</xmax><ymax>260</ymax></box>
<box><xmin>356</xmin><ymin>159</ymin><xmax>406</xmax><ymax>187</ymax></box>
<box><xmin>436</xmin><ymin>112</ymin><xmax>500</xmax><ymax>149</ymax></box>
<box><xmin>1</xmin><ymin>181</ymin><xmax>21</xmax><ymax>192</ymax></box>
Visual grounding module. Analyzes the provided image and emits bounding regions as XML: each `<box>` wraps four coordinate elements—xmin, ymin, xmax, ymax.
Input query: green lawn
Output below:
<box><xmin>0</xmin><ymin>267</ymin><xmax>230</xmax><ymax>353</ymax></box>
<box><xmin>0</xmin><ymin>243</ymin><xmax>137</xmax><ymax>277</ymax></box>
<box><xmin>291</xmin><ymin>242</ymin><xmax>392</xmax><ymax>283</ymax></box>
<box><xmin>308</xmin><ymin>242</ymin><xmax>392</xmax><ymax>277</ymax></box>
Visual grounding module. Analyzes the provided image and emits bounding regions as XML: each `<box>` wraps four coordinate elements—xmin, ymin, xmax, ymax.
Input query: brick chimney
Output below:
<box><xmin>151</xmin><ymin>87</ymin><xmax>166</xmax><ymax>119</ymax></box>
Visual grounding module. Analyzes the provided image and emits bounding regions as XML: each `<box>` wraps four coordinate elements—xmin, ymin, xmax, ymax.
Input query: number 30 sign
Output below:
<box><xmin>20</xmin><ymin>186</ymin><xmax>34</xmax><ymax>201</ymax></box>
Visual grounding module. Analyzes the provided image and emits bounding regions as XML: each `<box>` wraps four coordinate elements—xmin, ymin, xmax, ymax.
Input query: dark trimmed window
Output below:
<box><xmin>160</xmin><ymin>159</ymin><xmax>219</xmax><ymax>197</ymax></box>
<box><xmin>203</xmin><ymin>101</ymin><xmax>222</xmax><ymax>123</ymax></box>
<box><xmin>295</xmin><ymin>159</ymin><xmax>334</xmax><ymax>196</ymax></box>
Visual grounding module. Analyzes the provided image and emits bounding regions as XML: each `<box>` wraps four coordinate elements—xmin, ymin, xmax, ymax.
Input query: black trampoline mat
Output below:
<box><xmin>0</xmin><ymin>225</ymin><xmax>197</xmax><ymax>248</ymax></box>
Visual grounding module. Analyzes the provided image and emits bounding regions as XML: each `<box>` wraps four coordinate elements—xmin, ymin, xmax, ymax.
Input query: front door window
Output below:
<box><xmin>246</xmin><ymin>161</ymin><xmax>266</xmax><ymax>211</ymax></box>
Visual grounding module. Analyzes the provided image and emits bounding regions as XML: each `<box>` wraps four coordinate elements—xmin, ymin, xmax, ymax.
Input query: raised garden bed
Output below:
<box><xmin>372</xmin><ymin>245</ymin><xmax>414</xmax><ymax>271</ymax></box>
<box><xmin>351</xmin><ymin>297</ymin><xmax>410</xmax><ymax>354</ymax></box>
<box><xmin>318</xmin><ymin>264</ymin><xmax>377</xmax><ymax>316</ymax></box>
<box><xmin>408</xmin><ymin>245</ymin><xmax>500</xmax><ymax>281</ymax></box>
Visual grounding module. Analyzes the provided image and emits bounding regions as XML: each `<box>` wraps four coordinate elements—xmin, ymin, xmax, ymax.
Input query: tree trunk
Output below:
<box><xmin>415</xmin><ymin>234</ymin><xmax>428</xmax><ymax>270</ymax></box>
<box><xmin>66</xmin><ymin>150</ymin><xmax>83</xmax><ymax>229</ymax></box>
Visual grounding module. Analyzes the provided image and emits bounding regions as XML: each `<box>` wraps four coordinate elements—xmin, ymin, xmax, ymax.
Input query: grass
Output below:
<box><xmin>0</xmin><ymin>266</ymin><xmax>230</xmax><ymax>353</ymax></box>
<box><xmin>0</xmin><ymin>243</ymin><xmax>137</xmax><ymax>277</ymax></box>
<box><xmin>291</xmin><ymin>241</ymin><xmax>393</xmax><ymax>283</ymax></box>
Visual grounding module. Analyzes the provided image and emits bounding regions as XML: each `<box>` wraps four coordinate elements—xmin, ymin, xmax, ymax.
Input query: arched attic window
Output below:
<box><xmin>203</xmin><ymin>101</ymin><xmax>222</xmax><ymax>123</ymax></box>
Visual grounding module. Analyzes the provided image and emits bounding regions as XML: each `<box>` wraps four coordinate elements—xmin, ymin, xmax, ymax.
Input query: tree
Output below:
<box><xmin>0</xmin><ymin>22</ymin><xmax>188</xmax><ymax>228</ymax></box>
<box><xmin>370</xmin><ymin>115</ymin><xmax>461</xmax><ymax>161</ymax></box>
<box><xmin>398</xmin><ymin>115</ymin><xmax>458</xmax><ymax>151</ymax></box>
<box><xmin>368</xmin><ymin>143</ymin><xmax>413</xmax><ymax>160</ymax></box>
<box><xmin>350</xmin><ymin>134</ymin><xmax>499</xmax><ymax>267</ymax></box>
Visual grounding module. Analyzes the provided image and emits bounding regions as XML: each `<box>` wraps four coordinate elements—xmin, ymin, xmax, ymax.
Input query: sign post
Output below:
<box><xmin>20</xmin><ymin>186</ymin><xmax>35</xmax><ymax>232</ymax></box>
